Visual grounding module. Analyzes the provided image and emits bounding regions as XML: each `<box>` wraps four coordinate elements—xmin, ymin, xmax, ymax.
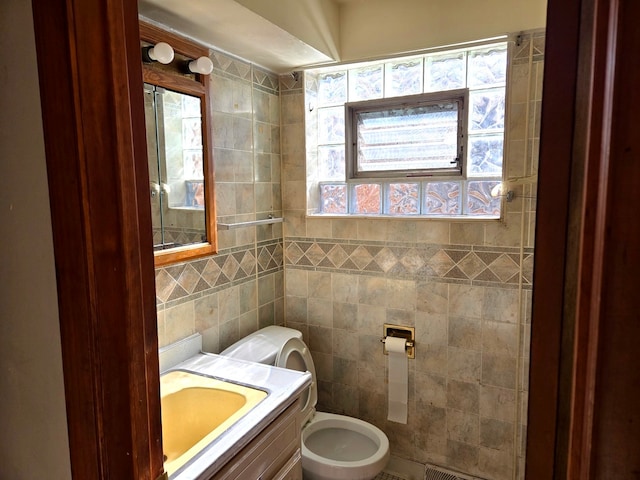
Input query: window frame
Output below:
<box><xmin>345</xmin><ymin>89</ymin><xmax>469</xmax><ymax>181</ymax></box>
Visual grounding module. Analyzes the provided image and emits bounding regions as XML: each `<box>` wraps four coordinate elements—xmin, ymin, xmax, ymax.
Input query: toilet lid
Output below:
<box><xmin>275</xmin><ymin>337</ymin><xmax>317</xmax><ymax>425</ymax></box>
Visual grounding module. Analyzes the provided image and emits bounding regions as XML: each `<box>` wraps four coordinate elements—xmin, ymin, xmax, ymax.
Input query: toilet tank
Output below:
<box><xmin>219</xmin><ymin>326</ymin><xmax>303</xmax><ymax>365</ymax></box>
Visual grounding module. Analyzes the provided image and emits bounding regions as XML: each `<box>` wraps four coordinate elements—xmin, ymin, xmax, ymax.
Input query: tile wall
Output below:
<box><xmin>281</xmin><ymin>31</ymin><xmax>544</xmax><ymax>480</ymax></box>
<box><xmin>154</xmin><ymin>49</ymin><xmax>285</xmax><ymax>353</ymax></box>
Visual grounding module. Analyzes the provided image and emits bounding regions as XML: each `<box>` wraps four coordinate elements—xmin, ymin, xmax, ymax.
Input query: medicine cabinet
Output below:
<box><xmin>140</xmin><ymin>22</ymin><xmax>217</xmax><ymax>266</ymax></box>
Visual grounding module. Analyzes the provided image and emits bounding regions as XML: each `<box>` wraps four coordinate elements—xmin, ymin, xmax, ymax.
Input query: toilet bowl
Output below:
<box><xmin>220</xmin><ymin>326</ymin><xmax>390</xmax><ymax>480</ymax></box>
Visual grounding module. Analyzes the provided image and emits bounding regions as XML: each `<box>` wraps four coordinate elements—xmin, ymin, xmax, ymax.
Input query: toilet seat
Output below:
<box><xmin>275</xmin><ymin>337</ymin><xmax>317</xmax><ymax>426</ymax></box>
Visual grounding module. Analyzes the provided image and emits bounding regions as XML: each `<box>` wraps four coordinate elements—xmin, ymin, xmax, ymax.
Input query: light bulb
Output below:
<box><xmin>148</xmin><ymin>42</ymin><xmax>174</xmax><ymax>64</ymax></box>
<box><xmin>188</xmin><ymin>56</ymin><xmax>214</xmax><ymax>75</ymax></box>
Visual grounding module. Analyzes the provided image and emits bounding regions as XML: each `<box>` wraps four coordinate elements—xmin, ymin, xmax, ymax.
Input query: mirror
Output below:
<box><xmin>140</xmin><ymin>22</ymin><xmax>217</xmax><ymax>266</ymax></box>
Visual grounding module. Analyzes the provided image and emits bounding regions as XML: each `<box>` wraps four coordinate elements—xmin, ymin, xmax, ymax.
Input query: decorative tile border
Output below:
<box><xmin>155</xmin><ymin>238</ymin><xmax>284</xmax><ymax>306</ymax></box>
<box><xmin>285</xmin><ymin>237</ymin><xmax>532</xmax><ymax>288</ymax></box>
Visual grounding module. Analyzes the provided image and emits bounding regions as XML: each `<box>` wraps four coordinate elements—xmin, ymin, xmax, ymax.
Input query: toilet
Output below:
<box><xmin>220</xmin><ymin>326</ymin><xmax>390</xmax><ymax>480</ymax></box>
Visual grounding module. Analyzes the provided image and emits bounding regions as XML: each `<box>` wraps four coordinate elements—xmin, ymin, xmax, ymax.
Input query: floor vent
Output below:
<box><xmin>425</xmin><ymin>465</ymin><xmax>477</xmax><ymax>480</ymax></box>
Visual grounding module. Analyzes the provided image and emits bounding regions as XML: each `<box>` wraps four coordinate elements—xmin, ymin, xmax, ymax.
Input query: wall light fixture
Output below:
<box><xmin>142</xmin><ymin>42</ymin><xmax>175</xmax><ymax>64</ymax></box>
<box><xmin>187</xmin><ymin>56</ymin><xmax>214</xmax><ymax>75</ymax></box>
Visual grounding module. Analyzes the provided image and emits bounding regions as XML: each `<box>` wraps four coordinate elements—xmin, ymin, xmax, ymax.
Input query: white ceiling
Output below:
<box><xmin>138</xmin><ymin>0</ymin><xmax>337</xmax><ymax>73</ymax></box>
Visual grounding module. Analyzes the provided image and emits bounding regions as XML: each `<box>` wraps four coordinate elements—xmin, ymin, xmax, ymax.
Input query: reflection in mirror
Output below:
<box><xmin>140</xmin><ymin>22</ymin><xmax>217</xmax><ymax>266</ymax></box>
<box><xmin>144</xmin><ymin>84</ymin><xmax>206</xmax><ymax>250</ymax></box>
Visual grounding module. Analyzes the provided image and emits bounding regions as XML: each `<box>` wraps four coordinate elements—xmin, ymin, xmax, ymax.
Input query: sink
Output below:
<box><xmin>160</xmin><ymin>370</ymin><xmax>268</xmax><ymax>476</ymax></box>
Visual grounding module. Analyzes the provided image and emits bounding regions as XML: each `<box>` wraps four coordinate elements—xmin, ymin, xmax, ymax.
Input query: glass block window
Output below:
<box><xmin>352</xmin><ymin>183</ymin><xmax>381</xmax><ymax>214</ymax></box>
<box><xmin>310</xmin><ymin>41</ymin><xmax>508</xmax><ymax>218</ymax></box>
<box><xmin>320</xmin><ymin>184</ymin><xmax>347</xmax><ymax>214</ymax></box>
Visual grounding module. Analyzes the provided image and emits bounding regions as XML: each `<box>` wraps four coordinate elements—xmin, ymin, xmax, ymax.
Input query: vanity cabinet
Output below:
<box><xmin>210</xmin><ymin>398</ymin><xmax>302</xmax><ymax>480</ymax></box>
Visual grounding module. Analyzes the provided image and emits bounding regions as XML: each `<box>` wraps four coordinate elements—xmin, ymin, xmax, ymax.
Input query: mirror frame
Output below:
<box><xmin>140</xmin><ymin>22</ymin><xmax>217</xmax><ymax>266</ymax></box>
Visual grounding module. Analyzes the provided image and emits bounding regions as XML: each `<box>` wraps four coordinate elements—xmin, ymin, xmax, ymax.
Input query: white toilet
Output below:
<box><xmin>220</xmin><ymin>326</ymin><xmax>390</xmax><ymax>480</ymax></box>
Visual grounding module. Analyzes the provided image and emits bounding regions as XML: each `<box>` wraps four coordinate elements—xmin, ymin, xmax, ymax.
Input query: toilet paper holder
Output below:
<box><xmin>381</xmin><ymin>324</ymin><xmax>415</xmax><ymax>359</ymax></box>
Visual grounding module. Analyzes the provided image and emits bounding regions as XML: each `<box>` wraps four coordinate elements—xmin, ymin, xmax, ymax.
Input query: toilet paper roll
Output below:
<box><xmin>386</xmin><ymin>336</ymin><xmax>408</xmax><ymax>424</ymax></box>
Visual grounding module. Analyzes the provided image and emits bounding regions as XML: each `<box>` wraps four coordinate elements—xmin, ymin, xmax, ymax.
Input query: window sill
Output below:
<box><xmin>306</xmin><ymin>213</ymin><xmax>502</xmax><ymax>222</ymax></box>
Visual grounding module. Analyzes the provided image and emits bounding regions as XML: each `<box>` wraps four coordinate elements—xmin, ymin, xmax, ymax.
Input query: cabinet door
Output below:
<box><xmin>272</xmin><ymin>449</ymin><xmax>302</xmax><ymax>480</ymax></box>
<box><xmin>211</xmin><ymin>399</ymin><xmax>301</xmax><ymax>480</ymax></box>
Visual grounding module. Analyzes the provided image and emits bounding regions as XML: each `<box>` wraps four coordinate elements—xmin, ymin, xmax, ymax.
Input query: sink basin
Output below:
<box><xmin>160</xmin><ymin>370</ymin><xmax>267</xmax><ymax>476</ymax></box>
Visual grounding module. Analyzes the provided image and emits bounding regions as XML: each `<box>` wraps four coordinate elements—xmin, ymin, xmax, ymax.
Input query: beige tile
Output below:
<box><xmin>448</xmin><ymin>316</ymin><xmax>482</xmax><ymax>350</ymax></box>
<box><xmin>478</xmin><ymin>446</ymin><xmax>513</xmax><ymax>480</ymax></box>
<box><xmin>450</xmin><ymin>222</ymin><xmax>484</xmax><ymax>245</ymax></box>
<box><xmin>200</xmin><ymin>325</ymin><xmax>219</xmax><ymax>354</ymax></box>
<box><xmin>239</xmin><ymin>311</ymin><xmax>258</xmax><ymax>338</ymax></box>
<box><xmin>333</xmin><ymin>356</ymin><xmax>358</xmax><ymax>386</ymax></box>
<box><xmin>415</xmin><ymin>372</ymin><xmax>447</xmax><ymax>408</ymax></box>
<box><xmin>448</xmin><ymin>347</ymin><xmax>481</xmax><ymax>382</ymax></box>
<box><xmin>312</xmin><ymin>351</ymin><xmax>333</xmax><ymax>382</ymax></box>
<box><xmin>357</xmin><ymin>304</ymin><xmax>386</xmax><ymax>335</ymax></box>
<box><xmin>358</xmin><ymin>275</ymin><xmax>388</xmax><ymax>306</ymax></box>
<box><xmin>480</xmin><ymin>417</ymin><xmax>514</xmax><ymax>452</ymax></box>
<box><xmin>332</xmin><ymin>273</ymin><xmax>359</xmax><ymax>303</ymax></box>
<box><xmin>446</xmin><ymin>439</ymin><xmax>479</xmax><ymax>473</ymax></box>
<box><xmin>218</xmin><ymin>284</ymin><xmax>240</xmax><ymax>322</ymax></box>
<box><xmin>308</xmin><ymin>270</ymin><xmax>332</xmax><ymax>299</ymax></box>
<box><xmin>357</xmin><ymin>218</ymin><xmax>388</xmax><ymax>241</ymax></box>
<box><xmin>386</xmin><ymin>308</ymin><xmax>415</xmax><ymax>327</ymax></box>
<box><xmin>482</xmin><ymin>353</ymin><xmax>517</xmax><ymax>389</ymax></box>
<box><xmin>482</xmin><ymin>321</ymin><xmax>519</xmax><ymax>357</ymax></box>
<box><xmin>416</xmin><ymin>404</ymin><xmax>446</xmax><ymax>437</ymax></box>
<box><xmin>219</xmin><ymin>318</ymin><xmax>239</xmax><ymax>351</ymax></box>
<box><xmin>165</xmin><ymin>301</ymin><xmax>195</xmax><ymax>346</ymax></box>
<box><xmin>331</xmin><ymin>218</ymin><xmax>358</xmax><ymax>239</ymax></box>
<box><xmin>194</xmin><ymin>293</ymin><xmax>219</xmax><ymax>331</ymax></box>
<box><xmin>480</xmin><ymin>385</ymin><xmax>516</xmax><ymax>422</ymax></box>
<box><xmin>509</xmin><ymin>63</ymin><xmax>531</xmax><ymax>104</ymax></box>
<box><xmin>447</xmin><ymin>409</ymin><xmax>479</xmax><ymax>445</ymax></box>
<box><xmin>240</xmin><ymin>279</ymin><xmax>258</xmax><ymax>312</ymax></box>
<box><xmin>415</xmin><ymin>220</ymin><xmax>450</xmax><ymax>244</ymax></box>
<box><xmin>333</xmin><ymin>329</ymin><xmax>358</xmax><ymax>360</ymax></box>
<box><xmin>447</xmin><ymin>379</ymin><xmax>479</xmax><ymax>414</ymax></box>
<box><xmin>416</xmin><ymin>312</ymin><xmax>448</xmax><ymax>346</ymax></box>
<box><xmin>333</xmin><ymin>302</ymin><xmax>357</xmax><ymax>331</ymax></box>
<box><xmin>334</xmin><ymin>383</ymin><xmax>359</xmax><ymax>416</ymax></box>
<box><xmin>387</xmin><ymin>220</ymin><xmax>417</xmax><ymax>242</ymax></box>
<box><xmin>449</xmin><ymin>284</ymin><xmax>484</xmax><ymax>318</ymax></box>
<box><xmin>483</xmin><ymin>287</ymin><xmax>520</xmax><ymax>323</ymax></box>
<box><xmin>308</xmin><ymin>297</ymin><xmax>332</xmax><ymax>327</ymax></box>
<box><xmin>306</xmin><ymin>217</ymin><xmax>332</xmax><ymax>238</ymax></box>
<box><xmin>415</xmin><ymin>343</ymin><xmax>448</xmax><ymax>374</ymax></box>
<box><xmin>309</xmin><ymin>325</ymin><xmax>332</xmax><ymax>354</ymax></box>
<box><xmin>285</xmin><ymin>295</ymin><xmax>307</xmax><ymax>324</ymax></box>
<box><xmin>416</xmin><ymin>281</ymin><xmax>448</xmax><ymax>315</ymax></box>
<box><xmin>285</xmin><ymin>268</ymin><xmax>307</xmax><ymax>296</ymax></box>
<box><xmin>485</xmin><ymin>212</ymin><xmax>523</xmax><ymax>248</ymax></box>
<box><xmin>386</xmin><ymin>278</ymin><xmax>417</xmax><ymax>310</ymax></box>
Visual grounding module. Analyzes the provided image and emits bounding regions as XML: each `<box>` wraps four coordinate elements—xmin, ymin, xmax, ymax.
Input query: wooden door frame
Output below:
<box><xmin>31</xmin><ymin>0</ymin><xmax>638</xmax><ymax>477</ymax></box>
<box><xmin>527</xmin><ymin>0</ymin><xmax>640</xmax><ymax>478</ymax></box>
<box><xmin>31</xmin><ymin>0</ymin><xmax>163</xmax><ymax>478</ymax></box>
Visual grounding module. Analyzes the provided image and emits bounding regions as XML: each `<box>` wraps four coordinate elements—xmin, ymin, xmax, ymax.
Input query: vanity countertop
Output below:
<box><xmin>165</xmin><ymin>352</ymin><xmax>311</xmax><ymax>480</ymax></box>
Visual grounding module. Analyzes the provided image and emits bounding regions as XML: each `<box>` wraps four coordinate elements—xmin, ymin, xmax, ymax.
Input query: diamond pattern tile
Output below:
<box><xmin>201</xmin><ymin>259</ymin><xmax>221</xmax><ymax>287</ymax></box>
<box><xmin>488</xmin><ymin>254</ymin><xmax>520</xmax><ymax>282</ymax></box>
<box><xmin>155</xmin><ymin>237</ymin><xmax>527</xmax><ymax>308</ymax></box>
<box><xmin>457</xmin><ymin>252</ymin><xmax>486</xmax><ymax>279</ymax></box>
<box><xmin>327</xmin><ymin>244</ymin><xmax>349</xmax><ymax>268</ymax></box>
<box><xmin>399</xmin><ymin>248</ymin><xmax>425</xmax><ymax>273</ymax></box>
<box><xmin>351</xmin><ymin>245</ymin><xmax>374</xmax><ymax>270</ymax></box>
<box><xmin>222</xmin><ymin>255</ymin><xmax>240</xmax><ymax>281</ymax></box>
<box><xmin>305</xmin><ymin>243</ymin><xmax>327</xmax><ymax>266</ymax></box>
<box><xmin>374</xmin><ymin>248</ymin><xmax>398</xmax><ymax>272</ymax></box>
<box><xmin>428</xmin><ymin>250</ymin><xmax>456</xmax><ymax>276</ymax></box>
<box><xmin>177</xmin><ymin>264</ymin><xmax>201</xmax><ymax>294</ymax></box>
